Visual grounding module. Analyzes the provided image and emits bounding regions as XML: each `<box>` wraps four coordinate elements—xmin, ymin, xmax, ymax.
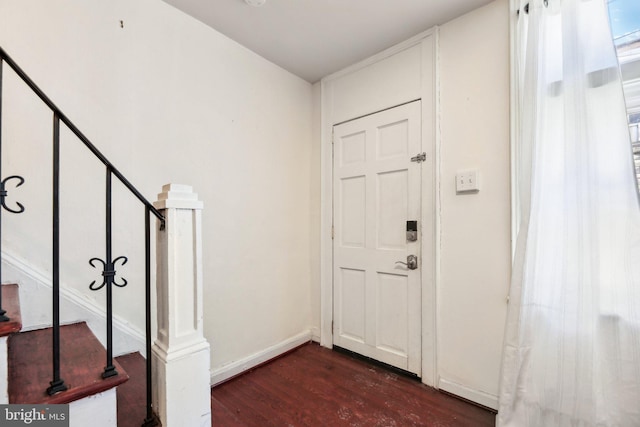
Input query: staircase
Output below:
<box><xmin>0</xmin><ymin>44</ymin><xmax>162</xmax><ymax>426</ymax></box>
<box><xmin>1</xmin><ymin>283</ymin><xmax>151</xmax><ymax>426</ymax></box>
<box><xmin>0</xmin><ymin>45</ymin><xmax>212</xmax><ymax>426</ymax></box>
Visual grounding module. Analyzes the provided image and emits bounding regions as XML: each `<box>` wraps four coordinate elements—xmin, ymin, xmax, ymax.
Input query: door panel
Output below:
<box><xmin>377</xmin><ymin>170</ymin><xmax>408</xmax><ymax>250</ymax></box>
<box><xmin>339</xmin><ymin>268</ymin><xmax>366</xmax><ymax>343</ymax></box>
<box><xmin>340</xmin><ymin>176</ymin><xmax>366</xmax><ymax>248</ymax></box>
<box><xmin>333</xmin><ymin>101</ymin><xmax>422</xmax><ymax>375</ymax></box>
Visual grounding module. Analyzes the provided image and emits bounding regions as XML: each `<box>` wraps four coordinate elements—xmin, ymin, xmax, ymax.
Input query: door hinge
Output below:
<box><xmin>331</xmin><ymin>225</ymin><xmax>335</xmax><ymax>240</ymax></box>
<box><xmin>411</xmin><ymin>152</ymin><xmax>427</xmax><ymax>163</ymax></box>
<box><xmin>331</xmin><ymin>321</ymin><xmax>334</xmax><ymax>334</ymax></box>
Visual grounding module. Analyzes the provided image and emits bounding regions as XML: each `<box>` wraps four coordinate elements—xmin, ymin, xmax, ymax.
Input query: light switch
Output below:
<box><xmin>456</xmin><ymin>170</ymin><xmax>480</xmax><ymax>193</ymax></box>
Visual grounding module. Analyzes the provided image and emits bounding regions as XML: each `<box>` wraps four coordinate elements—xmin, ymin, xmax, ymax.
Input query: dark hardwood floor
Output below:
<box><xmin>211</xmin><ymin>342</ymin><xmax>496</xmax><ymax>427</ymax></box>
<box><xmin>116</xmin><ymin>343</ymin><xmax>496</xmax><ymax>426</ymax></box>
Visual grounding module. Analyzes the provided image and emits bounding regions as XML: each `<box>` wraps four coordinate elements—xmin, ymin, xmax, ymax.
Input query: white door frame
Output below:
<box><xmin>319</xmin><ymin>28</ymin><xmax>440</xmax><ymax>387</ymax></box>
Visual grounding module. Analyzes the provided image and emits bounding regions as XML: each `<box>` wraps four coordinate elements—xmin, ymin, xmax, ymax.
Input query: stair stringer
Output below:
<box><xmin>70</xmin><ymin>389</ymin><xmax>118</xmax><ymax>427</ymax></box>
<box><xmin>1</xmin><ymin>336</ymin><xmax>8</xmax><ymax>404</ymax></box>
<box><xmin>1</xmin><ymin>250</ymin><xmax>146</xmax><ymax>358</ymax></box>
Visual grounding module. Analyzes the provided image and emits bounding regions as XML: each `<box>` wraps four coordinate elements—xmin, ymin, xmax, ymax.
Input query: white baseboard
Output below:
<box><xmin>210</xmin><ymin>330</ymin><xmax>311</xmax><ymax>387</ymax></box>
<box><xmin>438</xmin><ymin>377</ymin><xmax>498</xmax><ymax>410</ymax></box>
<box><xmin>1</xmin><ymin>250</ymin><xmax>145</xmax><ymax>357</ymax></box>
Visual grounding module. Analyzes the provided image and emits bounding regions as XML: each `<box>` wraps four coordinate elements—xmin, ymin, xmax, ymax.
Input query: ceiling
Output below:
<box><xmin>161</xmin><ymin>0</ymin><xmax>494</xmax><ymax>83</ymax></box>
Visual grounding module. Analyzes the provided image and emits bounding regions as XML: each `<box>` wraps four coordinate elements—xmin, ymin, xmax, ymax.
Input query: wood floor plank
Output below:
<box><xmin>213</xmin><ymin>375</ymin><xmax>288</xmax><ymax>426</ymax></box>
<box><xmin>261</xmin><ymin>350</ymin><xmax>393</xmax><ymax>425</ymax></box>
<box><xmin>250</xmin><ymin>364</ymin><xmax>351</xmax><ymax>426</ymax></box>
<box><xmin>212</xmin><ymin>342</ymin><xmax>496</xmax><ymax>426</ymax></box>
<box><xmin>210</xmin><ymin>396</ymin><xmax>246</xmax><ymax>427</ymax></box>
<box><xmin>283</xmin><ymin>346</ymin><xmax>457</xmax><ymax>425</ymax></box>
<box><xmin>116</xmin><ymin>341</ymin><xmax>496</xmax><ymax>426</ymax></box>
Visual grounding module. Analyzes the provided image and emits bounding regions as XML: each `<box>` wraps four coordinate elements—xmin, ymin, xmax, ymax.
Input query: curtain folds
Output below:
<box><xmin>497</xmin><ymin>0</ymin><xmax>640</xmax><ymax>426</ymax></box>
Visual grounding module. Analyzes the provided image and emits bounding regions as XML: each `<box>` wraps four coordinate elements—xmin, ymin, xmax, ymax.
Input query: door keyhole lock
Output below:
<box><xmin>396</xmin><ymin>255</ymin><xmax>418</xmax><ymax>270</ymax></box>
<box><xmin>406</xmin><ymin>220</ymin><xmax>418</xmax><ymax>242</ymax></box>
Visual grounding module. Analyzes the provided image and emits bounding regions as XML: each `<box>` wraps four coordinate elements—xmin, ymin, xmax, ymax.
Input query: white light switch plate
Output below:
<box><xmin>456</xmin><ymin>170</ymin><xmax>480</xmax><ymax>193</ymax></box>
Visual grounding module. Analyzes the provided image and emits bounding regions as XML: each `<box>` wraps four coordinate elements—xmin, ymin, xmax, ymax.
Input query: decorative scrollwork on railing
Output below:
<box><xmin>0</xmin><ymin>175</ymin><xmax>25</xmax><ymax>214</ymax></box>
<box><xmin>89</xmin><ymin>256</ymin><xmax>128</xmax><ymax>291</ymax></box>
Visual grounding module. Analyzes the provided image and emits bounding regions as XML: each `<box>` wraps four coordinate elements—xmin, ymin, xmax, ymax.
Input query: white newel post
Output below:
<box><xmin>152</xmin><ymin>184</ymin><xmax>211</xmax><ymax>427</ymax></box>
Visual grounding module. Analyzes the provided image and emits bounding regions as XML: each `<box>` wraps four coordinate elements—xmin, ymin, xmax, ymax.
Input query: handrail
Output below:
<box><xmin>0</xmin><ymin>46</ymin><xmax>164</xmax><ymax>225</ymax></box>
<box><xmin>0</xmin><ymin>46</ymin><xmax>161</xmax><ymax>426</ymax></box>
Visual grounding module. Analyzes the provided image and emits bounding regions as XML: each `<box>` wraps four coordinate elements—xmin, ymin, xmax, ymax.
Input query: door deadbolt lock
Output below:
<box><xmin>396</xmin><ymin>254</ymin><xmax>418</xmax><ymax>270</ymax></box>
<box><xmin>406</xmin><ymin>220</ymin><xmax>418</xmax><ymax>242</ymax></box>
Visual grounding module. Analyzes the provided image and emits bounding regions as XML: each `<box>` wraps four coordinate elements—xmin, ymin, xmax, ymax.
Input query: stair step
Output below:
<box><xmin>0</xmin><ymin>284</ymin><xmax>22</xmax><ymax>337</ymax></box>
<box><xmin>115</xmin><ymin>352</ymin><xmax>160</xmax><ymax>427</ymax></box>
<box><xmin>8</xmin><ymin>322</ymin><xmax>128</xmax><ymax>404</ymax></box>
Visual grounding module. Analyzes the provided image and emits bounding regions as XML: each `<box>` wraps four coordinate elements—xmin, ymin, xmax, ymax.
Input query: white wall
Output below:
<box><xmin>0</xmin><ymin>0</ymin><xmax>312</xmax><ymax>377</ymax></box>
<box><xmin>1</xmin><ymin>0</ymin><xmax>511</xmax><ymax>405</ymax></box>
<box><xmin>437</xmin><ymin>0</ymin><xmax>511</xmax><ymax>405</ymax></box>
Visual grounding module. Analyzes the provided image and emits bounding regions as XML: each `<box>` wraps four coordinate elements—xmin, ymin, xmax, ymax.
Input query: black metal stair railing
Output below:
<box><xmin>0</xmin><ymin>55</ymin><xmax>25</xmax><ymax>322</ymax></box>
<box><xmin>0</xmin><ymin>46</ymin><xmax>164</xmax><ymax>427</ymax></box>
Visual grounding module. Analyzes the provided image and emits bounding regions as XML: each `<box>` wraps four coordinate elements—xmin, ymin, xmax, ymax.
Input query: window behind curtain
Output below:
<box><xmin>608</xmin><ymin>0</ymin><xmax>640</xmax><ymax>190</ymax></box>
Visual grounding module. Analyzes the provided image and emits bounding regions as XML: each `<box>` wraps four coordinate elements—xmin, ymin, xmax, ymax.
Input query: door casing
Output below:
<box><xmin>319</xmin><ymin>28</ymin><xmax>438</xmax><ymax>387</ymax></box>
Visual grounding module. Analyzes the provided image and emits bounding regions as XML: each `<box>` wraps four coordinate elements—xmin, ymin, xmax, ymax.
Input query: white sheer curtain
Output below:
<box><xmin>498</xmin><ymin>0</ymin><xmax>640</xmax><ymax>426</ymax></box>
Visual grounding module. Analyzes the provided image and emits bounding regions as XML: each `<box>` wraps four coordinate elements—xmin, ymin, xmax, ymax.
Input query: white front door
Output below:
<box><xmin>333</xmin><ymin>101</ymin><xmax>422</xmax><ymax>375</ymax></box>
